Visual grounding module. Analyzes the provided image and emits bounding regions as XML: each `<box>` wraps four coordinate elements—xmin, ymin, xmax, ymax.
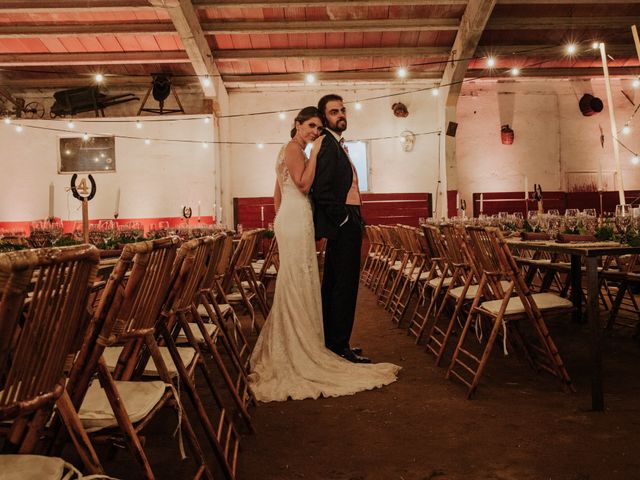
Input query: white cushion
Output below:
<box><xmin>449</xmin><ymin>281</ymin><xmax>511</xmax><ymax>300</ymax></box>
<box><xmin>0</xmin><ymin>455</ymin><xmax>69</xmax><ymax>480</ymax></box>
<box><xmin>480</xmin><ymin>293</ymin><xmax>573</xmax><ymax>315</ymax></box>
<box><xmin>176</xmin><ymin>323</ymin><xmax>218</xmax><ymax>343</ymax></box>
<box><xmin>428</xmin><ymin>276</ymin><xmax>453</xmax><ymax>288</ymax></box>
<box><xmin>241</xmin><ymin>280</ymin><xmax>263</xmax><ymax>288</ymax></box>
<box><xmin>103</xmin><ymin>346</ymin><xmax>196</xmax><ymax>377</ymax></box>
<box><xmin>196</xmin><ymin>302</ymin><xmax>232</xmax><ymax>317</ymax></box>
<box><xmin>79</xmin><ymin>380</ymin><xmax>166</xmax><ymax>433</ymax></box>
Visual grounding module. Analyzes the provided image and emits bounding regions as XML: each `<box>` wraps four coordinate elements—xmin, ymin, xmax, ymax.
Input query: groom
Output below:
<box><xmin>311</xmin><ymin>94</ymin><xmax>370</xmax><ymax>364</ymax></box>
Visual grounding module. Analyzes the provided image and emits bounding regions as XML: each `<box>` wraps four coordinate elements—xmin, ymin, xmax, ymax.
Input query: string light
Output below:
<box><xmin>94</xmin><ymin>73</ymin><xmax>104</xmax><ymax>83</ymax></box>
<box><xmin>397</xmin><ymin>67</ymin><xmax>407</xmax><ymax>78</ymax></box>
<box><xmin>15</xmin><ymin>125</ymin><xmax>23</xmax><ymax>133</ymax></box>
<box><xmin>3</xmin><ymin>117</ymin><xmax>11</xmax><ymax>125</ymax></box>
<box><xmin>510</xmin><ymin>67</ymin><xmax>520</xmax><ymax>76</ymax></box>
<box><xmin>354</xmin><ymin>101</ymin><xmax>362</xmax><ymax>110</ymax></box>
<box><xmin>82</xmin><ymin>132</ymin><xmax>90</xmax><ymax>141</ymax></box>
<box><xmin>431</xmin><ymin>87</ymin><xmax>440</xmax><ymax>96</ymax></box>
<box><xmin>278</xmin><ymin>112</ymin><xmax>286</xmax><ymax>120</ymax></box>
<box><xmin>203</xmin><ymin>117</ymin><xmax>210</xmax><ymax>124</ymax></box>
<box><xmin>305</xmin><ymin>73</ymin><xmax>316</xmax><ymax>84</ymax></box>
<box><xmin>67</xmin><ymin>120</ymin><xmax>75</xmax><ymax>129</ymax></box>
<box><xmin>622</xmin><ymin>125</ymin><xmax>631</xmax><ymax>135</ymax></box>
<box><xmin>631</xmin><ymin>155</ymin><xmax>640</xmax><ymax>165</ymax></box>
<box><xmin>633</xmin><ymin>78</ymin><xmax>640</xmax><ymax>89</ymax></box>
<box><xmin>257</xmin><ymin>143</ymin><xmax>264</xmax><ymax>149</ymax></box>
<box><xmin>201</xmin><ymin>142</ymin><xmax>208</xmax><ymax>148</ymax></box>
<box><xmin>566</xmin><ymin>44</ymin><xmax>577</xmax><ymax>55</ymax></box>
<box><xmin>135</xmin><ymin>120</ymin><xmax>143</xmax><ymax>129</ymax></box>
<box><xmin>202</xmin><ymin>76</ymin><xmax>212</xmax><ymax>87</ymax></box>
<box><xmin>592</xmin><ymin>42</ymin><xmax>600</xmax><ymax>50</ymax></box>
<box><xmin>144</xmin><ymin>138</ymin><xmax>151</xmax><ymax>145</ymax></box>
<box><xmin>486</xmin><ymin>57</ymin><xmax>496</xmax><ymax>68</ymax></box>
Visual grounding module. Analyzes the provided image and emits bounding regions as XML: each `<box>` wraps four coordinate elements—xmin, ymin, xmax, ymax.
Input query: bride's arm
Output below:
<box><xmin>284</xmin><ymin>136</ymin><xmax>323</xmax><ymax>195</ymax></box>
<box><xmin>274</xmin><ymin>180</ymin><xmax>282</xmax><ymax>213</ymax></box>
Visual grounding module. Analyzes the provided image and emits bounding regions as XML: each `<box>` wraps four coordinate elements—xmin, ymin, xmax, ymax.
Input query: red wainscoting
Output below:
<box><xmin>234</xmin><ymin>192</ymin><xmax>433</xmax><ymax>230</ymax></box>
<box><xmin>472</xmin><ymin>190</ymin><xmax>640</xmax><ymax>217</ymax></box>
<box><xmin>0</xmin><ymin>216</ymin><xmax>215</xmax><ymax>235</ymax></box>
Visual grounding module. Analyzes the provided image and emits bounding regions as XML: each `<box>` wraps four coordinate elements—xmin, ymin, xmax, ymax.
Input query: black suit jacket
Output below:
<box><xmin>310</xmin><ymin>130</ymin><xmax>353</xmax><ymax>240</ymax></box>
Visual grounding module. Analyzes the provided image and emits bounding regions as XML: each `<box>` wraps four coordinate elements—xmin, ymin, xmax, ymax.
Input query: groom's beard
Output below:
<box><xmin>327</xmin><ymin>118</ymin><xmax>347</xmax><ymax>133</ymax></box>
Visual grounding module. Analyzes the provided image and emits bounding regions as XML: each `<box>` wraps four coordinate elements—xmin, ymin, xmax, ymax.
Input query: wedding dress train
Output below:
<box><xmin>248</xmin><ymin>146</ymin><xmax>400</xmax><ymax>402</ymax></box>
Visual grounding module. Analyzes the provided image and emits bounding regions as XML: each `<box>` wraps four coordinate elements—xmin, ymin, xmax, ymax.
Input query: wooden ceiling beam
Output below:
<box><xmin>215</xmin><ymin>47</ymin><xmax>451</xmax><ymax>60</ymax></box>
<box><xmin>149</xmin><ymin>0</ymin><xmax>220</xmax><ymax>100</ymax></box>
<box><xmin>486</xmin><ymin>16</ymin><xmax>640</xmax><ymax>30</ymax></box>
<box><xmin>0</xmin><ymin>51</ymin><xmax>190</xmax><ymax>66</ymax></box>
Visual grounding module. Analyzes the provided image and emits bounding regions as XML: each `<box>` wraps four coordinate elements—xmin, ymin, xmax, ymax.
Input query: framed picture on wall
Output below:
<box><xmin>58</xmin><ymin>135</ymin><xmax>116</xmax><ymax>173</ymax></box>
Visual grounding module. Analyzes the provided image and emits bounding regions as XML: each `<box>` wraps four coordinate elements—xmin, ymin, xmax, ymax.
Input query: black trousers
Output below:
<box><xmin>322</xmin><ymin>205</ymin><xmax>363</xmax><ymax>352</ymax></box>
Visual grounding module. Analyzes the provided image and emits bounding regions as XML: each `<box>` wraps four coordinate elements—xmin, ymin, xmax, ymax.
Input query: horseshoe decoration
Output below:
<box><xmin>70</xmin><ymin>173</ymin><xmax>97</xmax><ymax>201</ymax></box>
<box><xmin>182</xmin><ymin>206</ymin><xmax>193</xmax><ymax>219</ymax></box>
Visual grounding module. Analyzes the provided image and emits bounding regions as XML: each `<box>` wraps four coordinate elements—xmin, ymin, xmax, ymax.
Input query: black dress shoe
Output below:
<box><xmin>336</xmin><ymin>347</ymin><xmax>371</xmax><ymax>364</ymax></box>
<box><xmin>351</xmin><ymin>346</ymin><xmax>363</xmax><ymax>355</ymax></box>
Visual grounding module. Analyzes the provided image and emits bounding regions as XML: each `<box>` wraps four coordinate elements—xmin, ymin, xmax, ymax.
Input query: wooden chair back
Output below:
<box><xmin>0</xmin><ymin>245</ymin><xmax>100</xmax><ymax>420</ymax></box>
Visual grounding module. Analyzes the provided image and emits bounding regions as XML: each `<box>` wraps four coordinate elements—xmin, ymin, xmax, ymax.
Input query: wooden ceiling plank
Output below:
<box><xmin>0</xmin><ymin>51</ymin><xmax>190</xmax><ymax>66</ymax></box>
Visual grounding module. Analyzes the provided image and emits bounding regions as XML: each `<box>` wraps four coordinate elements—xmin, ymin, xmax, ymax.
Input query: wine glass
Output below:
<box><xmin>615</xmin><ymin>204</ymin><xmax>632</xmax><ymax>240</ymax></box>
<box><xmin>528</xmin><ymin>211</ymin><xmax>540</xmax><ymax>232</ymax></box>
<box><xmin>564</xmin><ymin>209</ymin><xmax>579</xmax><ymax>233</ymax></box>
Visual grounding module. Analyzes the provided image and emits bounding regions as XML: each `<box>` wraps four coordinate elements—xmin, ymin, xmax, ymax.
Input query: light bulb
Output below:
<box><xmin>510</xmin><ymin>67</ymin><xmax>520</xmax><ymax>76</ymax></box>
<box><xmin>631</xmin><ymin>155</ymin><xmax>640</xmax><ymax>165</ymax></box>
<box><xmin>354</xmin><ymin>101</ymin><xmax>362</xmax><ymax>110</ymax></box>
<box><xmin>305</xmin><ymin>73</ymin><xmax>316</xmax><ymax>84</ymax></box>
<box><xmin>135</xmin><ymin>120</ymin><xmax>143</xmax><ymax>129</ymax></box>
<box><xmin>633</xmin><ymin>78</ymin><xmax>640</xmax><ymax>89</ymax></box>
<box><xmin>67</xmin><ymin>121</ymin><xmax>75</xmax><ymax>129</ymax></box>
<box><xmin>203</xmin><ymin>117</ymin><xmax>210</xmax><ymax>124</ymax></box>
<box><xmin>83</xmin><ymin>132</ymin><xmax>90</xmax><ymax>141</ymax></box>
<box><xmin>592</xmin><ymin>42</ymin><xmax>600</xmax><ymax>50</ymax></box>
<box><xmin>202</xmin><ymin>76</ymin><xmax>212</xmax><ymax>87</ymax></box>
<box><xmin>487</xmin><ymin>57</ymin><xmax>495</xmax><ymax>67</ymax></box>
<box><xmin>15</xmin><ymin>125</ymin><xmax>23</xmax><ymax>133</ymax></box>
<box><xmin>95</xmin><ymin>73</ymin><xmax>104</xmax><ymax>83</ymax></box>
<box><xmin>144</xmin><ymin>138</ymin><xmax>151</xmax><ymax>145</ymax></box>
<box><xmin>566</xmin><ymin>44</ymin><xmax>577</xmax><ymax>55</ymax></box>
<box><xmin>622</xmin><ymin>126</ymin><xmax>631</xmax><ymax>135</ymax></box>
<box><xmin>257</xmin><ymin>143</ymin><xmax>264</xmax><ymax>149</ymax></box>
<box><xmin>4</xmin><ymin>117</ymin><xmax>11</xmax><ymax>124</ymax></box>
<box><xmin>397</xmin><ymin>67</ymin><xmax>407</xmax><ymax>78</ymax></box>
<box><xmin>278</xmin><ymin>112</ymin><xmax>286</xmax><ymax>120</ymax></box>
<box><xmin>431</xmin><ymin>88</ymin><xmax>440</xmax><ymax>96</ymax></box>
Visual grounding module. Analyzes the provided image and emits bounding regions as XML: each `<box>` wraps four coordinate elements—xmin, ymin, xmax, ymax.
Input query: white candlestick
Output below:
<box><xmin>597</xmin><ymin>161</ymin><xmax>603</xmax><ymax>192</ymax></box>
<box><xmin>456</xmin><ymin>192</ymin><xmax>460</xmax><ymax>211</ymax></box>
<box><xmin>524</xmin><ymin>176</ymin><xmax>529</xmax><ymax>200</ymax></box>
<box><xmin>260</xmin><ymin>205</ymin><xmax>265</xmax><ymax>225</ymax></box>
<box><xmin>213</xmin><ymin>203</ymin><xmax>217</xmax><ymax>221</ymax></box>
<box><xmin>219</xmin><ymin>206</ymin><xmax>223</xmax><ymax>223</ymax></box>
<box><xmin>479</xmin><ymin>193</ymin><xmax>484</xmax><ymax>213</ymax></box>
<box><xmin>114</xmin><ymin>188</ymin><xmax>121</xmax><ymax>217</ymax></box>
<box><xmin>48</xmin><ymin>182</ymin><xmax>54</xmax><ymax>219</ymax></box>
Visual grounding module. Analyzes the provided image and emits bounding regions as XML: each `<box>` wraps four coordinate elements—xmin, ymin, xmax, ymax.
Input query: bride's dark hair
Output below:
<box><xmin>290</xmin><ymin>106</ymin><xmax>322</xmax><ymax>138</ymax></box>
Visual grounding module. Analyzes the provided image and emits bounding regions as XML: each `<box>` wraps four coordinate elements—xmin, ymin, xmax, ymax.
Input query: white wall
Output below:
<box><xmin>456</xmin><ymin>78</ymin><xmax>640</xmax><ymax>210</ymax></box>
<box><xmin>226</xmin><ymin>88</ymin><xmax>442</xmax><ymax>199</ymax></box>
<box><xmin>0</xmin><ymin>115</ymin><xmax>216</xmax><ymax>222</ymax></box>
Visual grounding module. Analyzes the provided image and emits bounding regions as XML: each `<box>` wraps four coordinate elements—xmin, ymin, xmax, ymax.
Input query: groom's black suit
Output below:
<box><xmin>311</xmin><ymin>129</ymin><xmax>363</xmax><ymax>353</ymax></box>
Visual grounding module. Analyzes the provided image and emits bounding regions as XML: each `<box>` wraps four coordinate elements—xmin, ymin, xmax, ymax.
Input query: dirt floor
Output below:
<box><xmin>97</xmin><ymin>286</ymin><xmax>640</xmax><ymax>480</ymax></box>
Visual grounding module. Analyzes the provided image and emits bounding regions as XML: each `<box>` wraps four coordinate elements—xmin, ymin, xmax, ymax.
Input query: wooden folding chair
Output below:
<box><xmin>407</xmin><ymin>225</ymin><xmax>452</xmax><ymax>342</ymax></box>
<box><xmin>0</xmin><ymin>245</ymin><xmax>103</xmax><ymax>475</ymax></box>
<box><xmin>64</xmin><ymin>237</ymin><xmax>214</xmax><ymax>480</ymax></box>
<box><xmin>446</xmin><ymin>227</ymin><xmax>574</xmax><ymax>398</ymax></box>
<box><xmin>361</xmin><ymin>225</ymin><xmax>383</xmax><ymax>286</ymax></box>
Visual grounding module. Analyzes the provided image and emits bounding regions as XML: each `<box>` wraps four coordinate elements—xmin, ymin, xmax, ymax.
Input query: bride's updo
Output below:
<box><xmin>291</xmin><ymin>106</ymin><xmax>322</xmax><ymax>138</ymax></box>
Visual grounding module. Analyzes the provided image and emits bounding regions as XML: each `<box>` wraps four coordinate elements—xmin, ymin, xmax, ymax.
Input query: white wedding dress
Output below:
<box><xmin>248</xmin><ymin>145</ymin><xmax>400</xmax><ymax>402</ymax></box>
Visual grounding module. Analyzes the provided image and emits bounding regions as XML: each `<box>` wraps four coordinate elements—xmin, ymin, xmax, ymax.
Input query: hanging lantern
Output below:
<box><xmin>501</xmin><ymin>124</ymin><xmax>514</xmax><ymax>145</ymax></box>
<box><xmin>578</xmin><ymin>94</ymin><xmax>604</xmax><ymax>116</ymax></box>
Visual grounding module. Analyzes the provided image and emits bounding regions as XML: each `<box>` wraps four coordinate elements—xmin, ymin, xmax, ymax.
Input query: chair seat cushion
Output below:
<box><xmin>449</xmin><ymin>281</ymin><xmax>511</xmax><ymax>300</ymax></box>
<box><xmin>176</xmin><ymin>323</ymin><xmax>218</xmax><ymax>344</ymax></box>
<box><xmin>0</xmin><ymin>455</ymin><xmax>71</xmax><ymax>480</ymax></box>
<box><xmin>103</xmin><ymin>346</ymin><xmax>196</xmax><ymax>377</ymax></box>
<box><xmin>79</xmin><ymin>380</ymin><xmax>166</xmax><ymax>433</ymax></box>
<box><xmin>196</xmin><ymin>302</ymin><xmax>232</xmax><ymax>317</ymax></box>
<box><xmin>428</xmin><ymin>276</ymin><xmax>453</xmax><ymax>288</ymax></box>
<box><xmin>480</xmin><ymin>293</ymin><xmax>573</xmax><ymax>315</ymax></box>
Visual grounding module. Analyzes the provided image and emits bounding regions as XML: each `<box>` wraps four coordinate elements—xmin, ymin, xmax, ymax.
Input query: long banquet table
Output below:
<box><xmin>506</xmin><ymin>238</ymin><xmax>640</xmax><ymax>411</ymax></box>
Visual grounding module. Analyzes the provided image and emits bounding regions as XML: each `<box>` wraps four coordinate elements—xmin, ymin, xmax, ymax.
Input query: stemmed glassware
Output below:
<box><xmin>564</xmin><ymin>209</ymin><xmax>580</xmax><ymax>233</ymax></box>
<box><xmin>615</xmin><ymin>204</ymin><xmax>633</xmax><ymax>240</ymax></box>
<box><xmin>528</xmin><ymin>211</ymin><xmax>540</xmax><ymax>232</ymax></box>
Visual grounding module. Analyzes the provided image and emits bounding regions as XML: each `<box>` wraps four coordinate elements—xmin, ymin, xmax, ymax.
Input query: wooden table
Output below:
<box><xmin>507</xmin><ymin>239</ymin><xmax>640</xmax><ymax>411</ymax></box>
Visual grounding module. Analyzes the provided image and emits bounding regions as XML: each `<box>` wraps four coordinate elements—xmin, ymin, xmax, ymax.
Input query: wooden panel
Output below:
<box><xmin>472</xmin><ymin>191</ymin><xmax>567</xmax><ymax>216</ymax></box>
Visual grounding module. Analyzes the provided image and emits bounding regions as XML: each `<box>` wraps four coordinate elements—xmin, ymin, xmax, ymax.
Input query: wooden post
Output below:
<box><xmin>82</xmin><ymin>198</ymin><xmax>89</xmax><ymax>244</ymax></box>
<box><xmin>599</xmin><ymin>43</ymin><xmax>626</xmax><ymax>205</ymax></box>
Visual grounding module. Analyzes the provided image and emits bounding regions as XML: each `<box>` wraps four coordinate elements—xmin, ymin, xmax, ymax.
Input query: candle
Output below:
<box><xmin>48</xmin><ymin>182</ymin><xmax>54</xmax><ymax>219</ymax></box>
<box><xmin>597</xmin><ymin>160</ymin><xmax>604</xmax><ymax>192</ymax></box>
<box><xmin>219</xmin><ymin>206</ymin><xmax>223</xmax><ymax>222</ymax></box>
<box><xmin>456</xmin><ymin>192</ymin><xmax>460</xmax><ymax>211</ymax></box>
<box><xmin>114</xmin><ymin>188</ymin><xmax>121</xmax><ymax>217</ymax></box>
<box><xmin>479</xmin><ymin>193</ymin><xmax>484</xmax><ymax>213</ymax></box>
<box><xmin>197</xmin><ymin>201</ymin><xmax>201</xmax><ymax>218</ymax></box>
<box><xmin>260</xmin><ymin>205</ymin><xmax>265</xmax><ymax>225</ymax></box>
<box><xmin>524</xmin><ymin>176</ymin><xmax>529</xmax><ymax>200</ymax></box>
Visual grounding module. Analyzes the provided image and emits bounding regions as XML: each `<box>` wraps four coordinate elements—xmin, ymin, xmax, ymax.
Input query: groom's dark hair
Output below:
<box><xmin>317</xmin><ymin>94</ymin><xmax>343</xmax><ymax>126</ymax></box>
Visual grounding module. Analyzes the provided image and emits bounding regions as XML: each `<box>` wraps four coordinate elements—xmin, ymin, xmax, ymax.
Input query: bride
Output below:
<box><xmin>248</xmin><ymin>106</ymin><xmax>400</xmax><ymax>402</ymax></box>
